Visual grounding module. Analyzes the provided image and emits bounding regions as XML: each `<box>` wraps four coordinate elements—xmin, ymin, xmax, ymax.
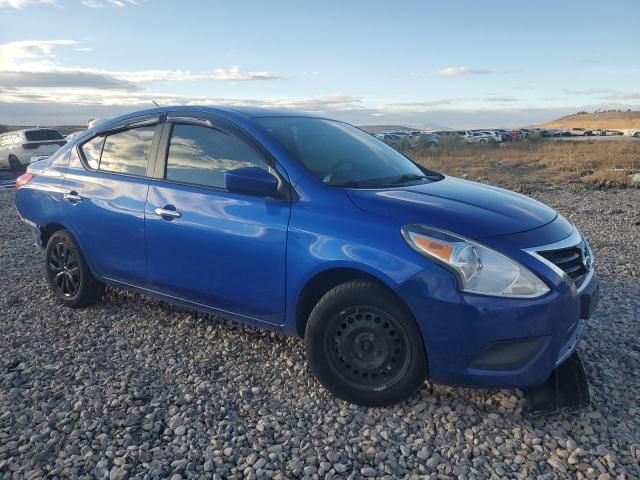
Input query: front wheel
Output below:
<box><xmin>8</xmin><ymin>155</ymin><xmax>22</xmax><ymax>171</ymax></box>
<box><xmin>45</xmin><ymin>230</ymin><xmax>105</xmax><ymax>308</ymax></box>
<box><xmin>305</xmin><ymin>281</ymin><xmax>427</xmax><ymax>406</ymax></box>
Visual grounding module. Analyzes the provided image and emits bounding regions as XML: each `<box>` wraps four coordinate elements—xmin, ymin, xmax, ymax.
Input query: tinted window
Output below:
<box><xmin>256</xmin><ymin>117</ymin><xmax>432</xmax><ymax>187</ymax></box>
<box><xmin>80</xmin><ymin>135</ymin><xmax>104</xmax><ymax>169</ymax></box>
<box><xmin>100</xmin><ymin>125</ymin><xmax>156</xmax><ymax>176</ymax></box>
<box><xmin>25</xmin><ymin>129</ymin><xmax>64</xmax><ymax>141</ymax></box>
<box><xmin>165</xmin><ymin>123</ymin><xmax>268</xmax><ymax>189</ymax></box>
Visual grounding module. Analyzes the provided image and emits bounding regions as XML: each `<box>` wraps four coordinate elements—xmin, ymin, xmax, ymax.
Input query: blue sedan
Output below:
<box><xmin>14</xmin><ymin>106</ymin><xmax>598</xmax><ymax>407</ymax></box>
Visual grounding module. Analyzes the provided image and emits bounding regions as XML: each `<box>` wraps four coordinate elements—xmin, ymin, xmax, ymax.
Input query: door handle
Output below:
<box><xmin>63</xmin><ymin>192</ymin><xmax>82</xmax><ymax>203</ymax></box>
<box><xmin>154</xmin><ymin>207</ymin><xmax>182</xmax><ymax>219</ymax></box>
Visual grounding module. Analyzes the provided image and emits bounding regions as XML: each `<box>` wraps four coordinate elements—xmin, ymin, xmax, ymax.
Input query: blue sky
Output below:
<box><xmin>1</xmin><ymin>0</ymin><xmax>639</xmax><ymax>128</ymax></box>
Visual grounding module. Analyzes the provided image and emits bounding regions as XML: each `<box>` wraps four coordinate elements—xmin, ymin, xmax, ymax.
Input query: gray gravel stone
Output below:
<box><xmin>1</xmin><ymin>185</ymin><xmax>639</xmax><ymax>478</ymax></box>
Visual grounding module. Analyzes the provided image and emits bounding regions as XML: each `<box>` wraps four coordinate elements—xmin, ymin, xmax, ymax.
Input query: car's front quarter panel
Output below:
<box><xmin>283</xmin><ymin>178</ymin><xmax>449</xmax><ymax>335</ymax></box>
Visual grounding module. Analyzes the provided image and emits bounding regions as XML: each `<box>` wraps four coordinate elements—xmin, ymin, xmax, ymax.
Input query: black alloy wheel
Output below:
<box><xmin>45</xmin><ymin>229</ymin><xmax>105</xmax><ymax>307</ymax></box>
<box><xmin>48</xmin><ymin>241</ymin><xmax>81</xmax><ymax>297</ymax></box>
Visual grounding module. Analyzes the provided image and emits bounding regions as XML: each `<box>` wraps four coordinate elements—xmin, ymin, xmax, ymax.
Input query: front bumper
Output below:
<box><xmin>396</xmin><ymin>265</ymin><xmax>599</xmax><ymax>389</ymax></box>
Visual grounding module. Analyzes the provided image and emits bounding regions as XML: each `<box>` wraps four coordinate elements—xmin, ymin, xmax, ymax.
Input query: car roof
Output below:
<box><xmin>83</xmin><ymin>105</ymin><xmax>330</xmax><ymax>138</ymax></box>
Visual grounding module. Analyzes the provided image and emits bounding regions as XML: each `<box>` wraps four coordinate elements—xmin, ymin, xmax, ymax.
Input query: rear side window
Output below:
<box><xmin>78</xmin><ymin>125</ymin><xmax>156</xmax><ymax>175</ymax></box>
<box><xmin>25</xmin><ymin>129</ymin><xmax>64</xmax><ymax>141</ymax></box>
<box><xmin>165</xmin><ymin>123</ymin><xmax>268</xmax><ymax>189</ymax></box>
<box><xmin>81</xmin><ymin>135</ymin><xmax>104</xmax><ymax>169</ymax></box>
<box><xmin>100</xmin><ymin>126</ymin><xmax>155</xmax><ymax>176</ymax></box>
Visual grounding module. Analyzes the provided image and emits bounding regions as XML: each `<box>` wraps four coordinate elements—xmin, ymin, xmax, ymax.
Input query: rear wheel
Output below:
<box><xmin>305</xmin><ymin>280</ymin><xmax>427</xmax><ymax>406</ymax></box>
<box><xmin>45</xmin><ymin>230</ymin><xmax>105</xmax><ymax>308</ymax></box>
<box><xmin>8</xmin><ymin>155</ymin><xmax>22</xmax><ymax>171</ymax></box>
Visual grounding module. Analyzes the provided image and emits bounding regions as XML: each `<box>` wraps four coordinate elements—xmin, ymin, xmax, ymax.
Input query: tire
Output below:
<box><xmin>305</xmin><ymin>280</ymin><xmax>427</xmax><ymax>406</ymax></box>
<box><xmin>8</xmin><ymin>155</ymin><xmax>22</xmax><ymax>171</ymax></box>
<box><xmin>45</xmin><ymin>229</ymin><xmax>105</xmax><ymax>308</ymax></box>
<box><xmin>479</xmin><ymin>139</ymin><xmax>486</xmax><ymax>144</ymax></box>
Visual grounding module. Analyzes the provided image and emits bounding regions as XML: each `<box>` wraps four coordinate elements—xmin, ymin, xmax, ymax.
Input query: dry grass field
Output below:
<box><xmin>540</xmin><ymin>111</ymin><xmax>640</xmax><ymax>130</ymax></box>
<box><xmin>408</xmin><ymin>138</ymin><xmax>640</xmax><ymax>186</ymax></box>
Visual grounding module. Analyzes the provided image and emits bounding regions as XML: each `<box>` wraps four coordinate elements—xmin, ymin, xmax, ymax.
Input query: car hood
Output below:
<box><xmin>346</xmin><ymin>176</ymin><xmax>557</xmax><ymax>239</ymax></box>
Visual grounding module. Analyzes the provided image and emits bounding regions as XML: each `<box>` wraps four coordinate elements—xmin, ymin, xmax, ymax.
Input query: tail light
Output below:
<box><xmin>15</xmin><ymin>173</ymin><xmax>34</xmax><ymax>191</ymax></box>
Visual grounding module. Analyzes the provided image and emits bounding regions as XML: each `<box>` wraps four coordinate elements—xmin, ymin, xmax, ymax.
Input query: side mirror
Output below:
<box><xmin>226</xmin><ymin>166</ymin><xmax>279</xmax><ymax>196</ymax></box>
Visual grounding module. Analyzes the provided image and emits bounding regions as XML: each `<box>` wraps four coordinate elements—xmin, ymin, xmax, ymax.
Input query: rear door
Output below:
<box><xmin>144</xmin><ymin>113</ymin><xmax>290</xmax><ymax>324</ymax></box>
<box><xmin>62</xmin><ymin>115</ymin><xmax>163</xmax><ymax>285</ymax></box>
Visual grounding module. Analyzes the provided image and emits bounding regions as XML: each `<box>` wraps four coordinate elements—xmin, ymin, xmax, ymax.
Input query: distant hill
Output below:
<box><xmin>539</xmin><ymin>111</ymin><xmax>640</xmax><ymax>130</ymax></box>
<box><xmin>359</xmin><ymin>122</ymin><xmax>450</xmax><ymax>133</ymax></box>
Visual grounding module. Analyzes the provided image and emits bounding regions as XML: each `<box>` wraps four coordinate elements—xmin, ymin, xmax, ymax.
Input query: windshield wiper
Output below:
<box><xmin>389</xmin><ymin>173</ymin><xmax>430</xmax><ymax>185</ymax></box>
<box><xmin>334</xmin><ymin>180</ymin><xmax>387</xmax><ymax>188</ymax></box>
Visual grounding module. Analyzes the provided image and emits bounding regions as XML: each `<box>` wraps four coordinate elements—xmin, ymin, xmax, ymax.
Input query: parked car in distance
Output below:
<box><xmin>466</xmin><ymin>132</ymin><xmax>493</xmax><ymax>143</ymax></box>
<box><xmin>506</xmin><ymin>130</ymin><xmax>523</xmax><ymax>141</ymax></box>
<box><xmin>604</xmin><ymin>129</ymin><xmax>624</xmax><ymax>136</ymax></box>
<box><xmin>569</xmin><ymin>128</ymin><xmax>592</xmax><ymax>136</ymax></box>
<box><xmin>0</xmin><ymin>128</ymin><xmax>66</xmax><ymax>170</ymax></box>
<box><xmin>374</xmin><ymin>133</ymin><xmax>403</xmax><ymax>147</ymax></box>
<box><xmin>519</xmin><ymin>128</ymin><xmax>532</xmax><ymax>137</ymax></box>
<box><xmin>15</xmin><ymin>106</ymin><xmax>599</xmax><ymax>407</ymax></box>
<box><xmin>492</xmin><ymin>129</ymin><xmax>513</xmax><ymax>142</ymax></box>
<box><xmin>633</xmin><ymin>131</ymin><xmax>640</xmax><ymax>138</ymax></box>
<box><xmin>416</xmin><ymin>132</ymin><xmax>440</xmax><ymax>147</ymax></box>
<box><xmin>477</xmin><ymin>131</ymin><xmax>502</xmax><ymax>142</ymax></box>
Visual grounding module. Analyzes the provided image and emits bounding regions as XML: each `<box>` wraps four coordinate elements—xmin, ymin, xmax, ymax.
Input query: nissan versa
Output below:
<box><xmin>15</xmin><ymin>107</ymin><xmax>599</xmax><ymax>408</ymax></box>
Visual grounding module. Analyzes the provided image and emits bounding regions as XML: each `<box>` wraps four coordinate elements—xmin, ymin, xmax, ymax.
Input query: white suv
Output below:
<box><xmin>0</xmin><ymin>128</ymin><xmax>66</xmax><ymax>170</ymax></box>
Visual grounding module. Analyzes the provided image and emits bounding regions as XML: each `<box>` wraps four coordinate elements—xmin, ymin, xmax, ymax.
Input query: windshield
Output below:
<box><xmin>256</xmin><ymin>117</ymin><xmax>441</xmax><ymax>187</ymax></box>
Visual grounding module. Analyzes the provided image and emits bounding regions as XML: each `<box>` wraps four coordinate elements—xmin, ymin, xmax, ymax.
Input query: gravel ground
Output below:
<box><xmin>1</xmin><ymin>184</ymin><xmax>639</xmax><ymax>480</ymax></box>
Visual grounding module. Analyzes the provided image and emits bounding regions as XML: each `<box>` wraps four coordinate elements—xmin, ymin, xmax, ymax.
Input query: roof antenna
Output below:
<box><xmin>152</xmin><ymin>100</ymin><xmax>161</xmax><ymax>108</ymax></box>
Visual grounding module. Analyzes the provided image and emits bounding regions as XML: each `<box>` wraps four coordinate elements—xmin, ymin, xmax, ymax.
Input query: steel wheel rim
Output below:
<box><xmin>49</xmin><ymin>242</ymin><xmax>80</xmax><ymax>297</ymax></box>
<box><xmin>327</xmin><ymin>306</ymin><xmax>411</xmax><ymax>390</ymax></box>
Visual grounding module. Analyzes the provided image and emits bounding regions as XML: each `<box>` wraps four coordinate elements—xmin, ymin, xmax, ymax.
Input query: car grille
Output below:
<box><xmin>537</xmin><ymin>243</ymin><xmax>590</xmax><ymax>289</ymax></box>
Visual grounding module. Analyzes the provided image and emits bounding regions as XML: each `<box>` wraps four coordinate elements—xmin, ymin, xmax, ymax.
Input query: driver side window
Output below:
<box><xmin>165</xmin><ymin>123</ymin><xmax>269</xmax><ymax>189</ymax></box>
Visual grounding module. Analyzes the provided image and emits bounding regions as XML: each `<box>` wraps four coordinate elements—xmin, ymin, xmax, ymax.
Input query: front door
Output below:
<box><xmin>144</xmin><ymin>116</ymin><xmax>290</xmax><ymax>324</ymax></box>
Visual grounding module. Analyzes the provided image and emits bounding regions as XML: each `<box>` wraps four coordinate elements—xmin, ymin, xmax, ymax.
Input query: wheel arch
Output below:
<box><xmin>40</xmin><ymin>222</ymin><xmax>67</xmax><ymax>248</ymax></box>
<box><xmin>294</xmin><ymin>266</ymin><xmax>413</xmax><ymax>339</ymax></box>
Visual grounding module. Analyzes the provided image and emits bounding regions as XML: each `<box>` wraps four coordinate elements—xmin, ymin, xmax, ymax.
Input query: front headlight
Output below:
<box><xmin>401</xmin><ymin>225</ymin><xmax>549</xmax><ymax>298</ymax></box>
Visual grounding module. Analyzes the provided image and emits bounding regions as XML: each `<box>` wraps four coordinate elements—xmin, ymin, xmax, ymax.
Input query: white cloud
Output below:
<box><xmin>82</xmin><ymin>0</ymin><xmax>137</xmax><ymax>7</ymax></box>
<box><xmin>600</xmin><ymin>91</ymin><xmax>640</xmax><ymax>101</ymax></box>
<box><xmin>0</xmin><ymin>40</ymin><xmax>282</xmax><ymax>90</ymax></box>
<box><xmin>563</xmin><ymin>88</ymin><xmax>613</xmax><ymax>95</ymax></box>
<box><xmin>0</xmin><ymin>0</ymin><xmax>57</xmax><ymax>8</ymax></box>
<box><xmin>374</xmin><ymin>100</ymin><xmax>456</xmax><ymax>113</ymax></box>
<box><xmin>484</xmin><ymin>96</ymin><xmax>518</xmax><ymax>103</ymax></box>
<box><xmin>562</xmin><ymin>88</ymin><xmax>640</xmax><ymax>101</ymax></box>
<box><xmin>0</xmin><ymin>87</ymin><xmax>365</xmax><ymax>113</ymax></box>
<box><xmin>0</xmin><ymin>40</ymin><xmax>78</xmax><ymax>69</ymax></box>
<box><xmin>438</xmin><ymin>66</ymin><xmax>492</xmax><ymax>76</ymax></box>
